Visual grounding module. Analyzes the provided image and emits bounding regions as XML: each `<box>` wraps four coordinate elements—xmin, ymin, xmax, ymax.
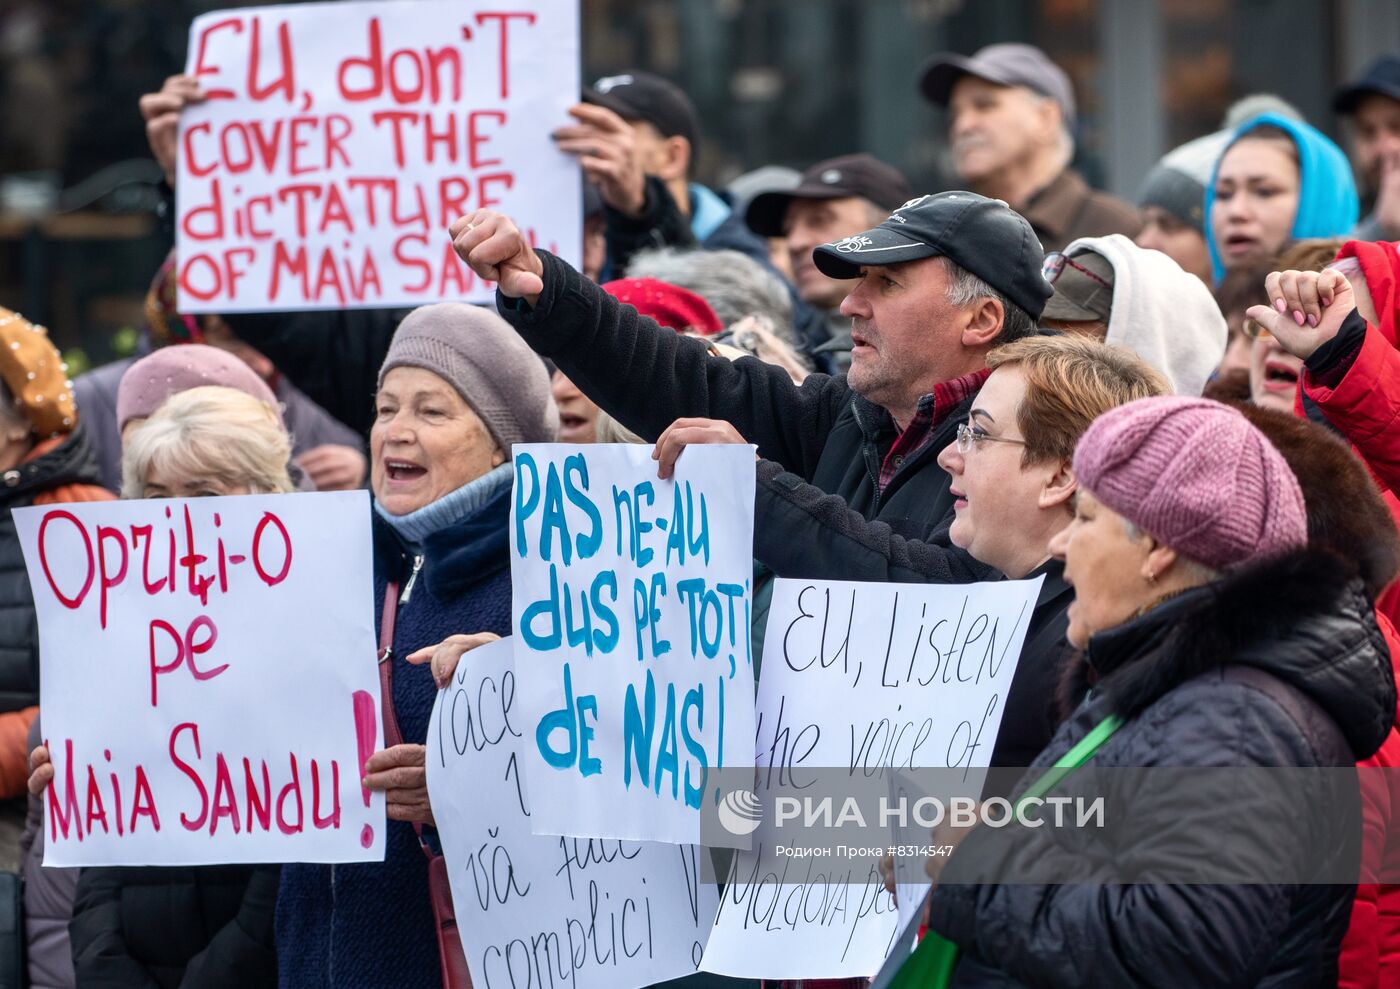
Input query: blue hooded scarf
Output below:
<box><xmin>1204</xmin><ymin>112</ymin><xmax>1359</xmax><ymax>283</ymax></box>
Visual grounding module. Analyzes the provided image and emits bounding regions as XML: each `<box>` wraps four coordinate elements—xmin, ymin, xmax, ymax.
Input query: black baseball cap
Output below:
<box><xmin>813</xmin><ymin>192</ymin><xmax>1052</xmax><ymax>320</ymax></box>
<box><xmin>1334</xmin><ymin>54</ymin><xmax>1400</xmax><ymax>114</ymax></box>
<box><xmin>583</xmin><ymin>71</ymin><xmax>700</xmax><ymax>147</ymax></box>
<box><xmin>745</xmin><ymin>154</ymin><xmax>913</xmax><ymax>237</ymax></box>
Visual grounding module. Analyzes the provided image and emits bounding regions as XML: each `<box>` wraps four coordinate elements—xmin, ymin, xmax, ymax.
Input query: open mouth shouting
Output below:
<box><xmin>383</xmin><ymin>458</ymin><xmax>428</xmax><ymax>483</ymax></box>
<box><xmin>1260</xmin><ymin>356</ymin><xmax>1300</xmax><ymax>393</ymax></box>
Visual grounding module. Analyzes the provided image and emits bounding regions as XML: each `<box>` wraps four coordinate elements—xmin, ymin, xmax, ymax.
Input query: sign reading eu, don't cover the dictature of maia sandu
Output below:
<box><xmin>175</xmin><ymin>0</ymin><xmax>581</xmax><ymax>312</ymax></box>
<box><xmin>15</xmin><ymin>492</ymin><xmax>383</xmax><ymax>866</ymax></box>
<box><xmin>510</xmin><ymin>444</ymin><xmax>757</xmax><ymax>846</ymax></box>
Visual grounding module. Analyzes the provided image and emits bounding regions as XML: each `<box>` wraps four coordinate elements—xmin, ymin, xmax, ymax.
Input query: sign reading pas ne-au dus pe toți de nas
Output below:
<box><xmin>509</xmin><ymin>444</ymin><xmax>758</xmax><ymax>847</ymax></box>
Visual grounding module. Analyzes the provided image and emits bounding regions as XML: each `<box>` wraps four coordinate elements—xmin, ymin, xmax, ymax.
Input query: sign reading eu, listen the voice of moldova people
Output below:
<box><xmin>510</xmin><ymin>444</ymin><xmax>758</xmax><ymax>846</ymax></box>
<box><xmin>15</xmin><ymin>492</ymin><xmax>383</xmax><ymax>866</ymax></box>
<box><xmin>701</xmin><ymin>575</ymin><xmax>1044</xmax><ymax>980</ymax></box>
<box><xmin>176</xmin><ymin>0</ymin><xmax>581</xmax><ymax>312</ymax></box>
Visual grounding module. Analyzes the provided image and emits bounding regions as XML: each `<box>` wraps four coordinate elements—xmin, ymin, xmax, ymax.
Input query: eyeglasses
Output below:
<box><xmin>1241</xmin><ymin>317</ymin><xmax>1273</xmax><ymax>341</ymax></box>
<box><xmin>1042</xmin><ymin>252</ymin><xmax>1113</xmax><ymax>288</ymax></box>
<box><xmin>956</xmin><ymin>422</ymin><xmax>1029</xmax><ymax>454</ymax></box>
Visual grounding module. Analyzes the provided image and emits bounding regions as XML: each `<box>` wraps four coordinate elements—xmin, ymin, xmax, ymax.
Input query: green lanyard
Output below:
<box><xmin>889</xmin><ymin>713</ymin><xmax>1124</xmax><ymax>989</ymax></box>
<box><xmin>1014</xmin><ymin>712</ymin><xmax>1123</xmax><ymax>817</ymax></box>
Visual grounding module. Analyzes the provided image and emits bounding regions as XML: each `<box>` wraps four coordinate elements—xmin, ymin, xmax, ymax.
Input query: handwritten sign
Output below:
<box><xmin>700</xmin><ymin>575</ymin><xmax>1043</xmax><ymax>979</ymax></box>
<box><xmin>426</xmin><ymin>637</ymin><xmax>718</xmax><ymax>988</ymax></box>
<box><xmin>16</xmin><ymin>492</ymin><xmax>383</xmax><ymax>865</ymax></box>
<box><xmin>176</xmin><ymin>0</ymin><xmax>581</xmax><ymax>312</ymax></box>
<box><xmin>510</xmin><ymin>444</ymin><xmax>757</xmax><ymax>846</ymax></box>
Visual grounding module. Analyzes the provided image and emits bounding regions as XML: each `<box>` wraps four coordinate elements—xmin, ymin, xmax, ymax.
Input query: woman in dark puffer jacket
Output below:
<box><xmin>924</xmin><ymin>396</ymin><xmax>1396</xmax><ymax>988</ymax></box>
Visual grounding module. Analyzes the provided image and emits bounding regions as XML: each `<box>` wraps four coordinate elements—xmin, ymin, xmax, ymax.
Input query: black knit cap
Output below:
<box><xmin>813</xmin><ymin>192</ymin><xmax>1052</xmax><ymax>320</ymax></box>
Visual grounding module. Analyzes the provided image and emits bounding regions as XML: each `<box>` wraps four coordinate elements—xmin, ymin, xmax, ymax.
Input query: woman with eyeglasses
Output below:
<box><xmin>1239</xmin><ymin>239</ymin><xmax>1346</xmax><ymax>411</ymax></box>
<box><xmin>648</xmin><ymin>335</ymin><xmax>1168</xmax><ymax>773</ymax></box>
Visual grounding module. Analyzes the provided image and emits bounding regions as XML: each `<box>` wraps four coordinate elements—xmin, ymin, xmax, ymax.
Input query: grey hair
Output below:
<box><xmin>1119</xmin><ymin>517</ymin><xmax>1221</xmax><ymax>584</ymax></box>
<box><xmin>121</xmin><ymin>385</ymin><xmax>294</xmax><ymax>499</ymax></box>
<box><xmin>625</xmin><ymin>247</ymin><xmax>794</xmax><ymax>340</ymax></box>
<box><xmin>933</xmin><ymin>257</ymin><xmax>1037</xmax><ymax>344</ymax></box>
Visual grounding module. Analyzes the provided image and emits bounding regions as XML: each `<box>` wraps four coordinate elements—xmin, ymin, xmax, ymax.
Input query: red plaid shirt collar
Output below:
<box><xmin>878</xmin><ymin>368</ymin><xmax>991</xmax><ymax>490</ymax></box>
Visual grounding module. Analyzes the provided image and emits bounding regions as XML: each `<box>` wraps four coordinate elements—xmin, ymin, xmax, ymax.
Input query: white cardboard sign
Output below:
<box><xmin>509</xmin><ymin>444</ymin><xmax>757</xmax><ymax>846</ymax></box>
<box><xmin>701</xmin><ymin>575</ymin><xmax>1044</xmax><ymax>979</ymax></box>
<box><xmin>176</xmin><ymin>0</ymin><xmax>581</xmax><ymax>311</ymax></box>
<box><xmin>17</xmin><ymin>492</ymin><xmax>384</xmax><ymax>865</ymax></box>
<box><xmin>426</xmin><ymin>637</ymin><xmax>719</xmax><ymax>989</ymax></box>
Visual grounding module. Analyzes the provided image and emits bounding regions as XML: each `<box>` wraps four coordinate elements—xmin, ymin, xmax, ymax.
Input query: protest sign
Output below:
<box><xmin>426</xmin><ymin>636</ymin><xmax>719</xmax><ymax>988</ymax></box>
<box><xmin>176</xmin><ymin>0</ymin><xmax>580</xmax><ymax>312</ymax></box>
<box><xmin>17</xmin><ymin>492</ymin><xmax>383</xmax><ymax>866</ymax></box>
<box><xmin>700</xmin><ymin>575</ymin><xmax>1044</xmax><ymax>980</ymax></box>
<box><xmin>510</xmin><ymin>443</ymin><xmax>757</xmax><ymax>846</ymax></box>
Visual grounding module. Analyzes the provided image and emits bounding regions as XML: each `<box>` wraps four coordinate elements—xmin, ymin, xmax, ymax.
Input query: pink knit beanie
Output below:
<box><xmin>117</xmin><ymin>344</ymin><xmax>281</xmax><ymax>431</ymax></box>
<box><xmin>1072</xmin><ymin>396</ymin><xmax>1307</xmax><ymax>571</ymax></box>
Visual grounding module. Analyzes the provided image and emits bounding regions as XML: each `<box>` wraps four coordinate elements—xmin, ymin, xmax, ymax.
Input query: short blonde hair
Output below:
<box><xmin>121</xmin><ymin>386</ymin><xmax>295</xmax><ymax>498</ymax></box>
<box><xmin>985</xmin><ymin>336</ymin><xmax>1170</xmax><ymax>468</ymax></box>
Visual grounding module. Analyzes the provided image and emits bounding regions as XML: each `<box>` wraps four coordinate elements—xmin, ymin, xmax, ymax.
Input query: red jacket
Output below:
<box><xmin>1303</xmin><ymin>240</ymin><xmax>1400</xmax><ymax>988</ymax></box>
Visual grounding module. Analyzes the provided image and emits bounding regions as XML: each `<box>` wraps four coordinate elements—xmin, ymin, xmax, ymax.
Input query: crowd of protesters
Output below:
<box><xmin>0</xmin><ymin>30</ymin><xmax>1398</xmax><ymax>989</ymax></box>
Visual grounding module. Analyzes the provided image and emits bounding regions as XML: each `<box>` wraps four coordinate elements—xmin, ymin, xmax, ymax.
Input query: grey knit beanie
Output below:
<box><xmin>377</xmin><ymin>303</ymin><xmax>557</xmax><ymax>453</ymax></box>
<box><xmin>1136</xmin><ymin>130</ymin><xmax>1232</xmax><ymax>235</ymax></box>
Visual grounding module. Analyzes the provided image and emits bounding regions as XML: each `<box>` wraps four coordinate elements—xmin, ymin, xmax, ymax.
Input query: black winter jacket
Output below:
<box><xmin>927</xmin><ymin>550</ymin><xmax>1397</xmax><ymax>988</ymax></box>
<box><xmin>69</xmin><ymin>864</ymin><xmax>278</xmax><ymax>988</ymax></box>
<box><xmin>499</xmin><ymin>251</ymin><xmax>996</xmax><ymax>576</ymax></box>
<box><xmin>222</xmin><ymin>308</ymin><xmax>408</xmax><ymax>441</ymax></box>
<box><xmin>605</xmin><ymin>176</ymin><xmax>845</xmax><ymax>373</ymax></box>
<box><xmin>0</xmin><ymin>424</ymin><xmax>105</xmax><ymax>712</ymax></box>
<box><xmin>752</xmin><ymin>458</ymin><xmax>1068</xmax><ymax>771</ymax></box>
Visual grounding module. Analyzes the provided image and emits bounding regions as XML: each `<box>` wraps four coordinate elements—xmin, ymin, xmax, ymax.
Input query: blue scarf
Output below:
<box><xmin>373</xmin><ymin>462</ymin><xmax>512</xmax><ymax>546</ymax></box>
<box><xmin>1204</xmin><ymin>112</ymin><xmax>1359</xmax><ymax>283</ymax></box>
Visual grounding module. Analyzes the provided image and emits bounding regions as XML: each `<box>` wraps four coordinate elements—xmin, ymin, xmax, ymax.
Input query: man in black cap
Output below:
<box><xmin>745</xmin><ymin>154</ymin><xmax>912</xmax><ymax>314</ymax></box>
<box><xmin>743</xmin><ymin>154</ymin><xmax>910</xmax><ymax>372</ymax></box>
<box><xmin>553</xmin><ymin>71</ymin><xmax>771</xmax><ymax>274</ymax></box>
<box><xmin>1334</xmin><ymin>54</ymin><xmax>1400</xmax><ymax>241</ymax></box>
<box><xmin>918</xmin><ymin>43</ymin><xmax>1138</xmax><ymax>252</ymax></box>
<box><xmin>451</xmin><ymin>192</ymin><xmax>1047</xmax><ymax>566</ymax></box>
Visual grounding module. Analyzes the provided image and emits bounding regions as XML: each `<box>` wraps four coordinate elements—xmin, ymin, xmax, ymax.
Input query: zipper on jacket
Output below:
<box><xmin>399</xmin><ymin>555</ymin><xmax>423</xmax><ymax>604</ymax></box>
<box><xmin>850</xmin><ymin>402</ymin><xmax>885</xmax><ymax>515</ymax></box>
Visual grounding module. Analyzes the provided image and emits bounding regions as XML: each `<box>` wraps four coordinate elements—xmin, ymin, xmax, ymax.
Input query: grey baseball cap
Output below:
<box><xmin>919</xmin><ymin>43</ymin><xmax>1077</xmax><ymax>129</ymax></box>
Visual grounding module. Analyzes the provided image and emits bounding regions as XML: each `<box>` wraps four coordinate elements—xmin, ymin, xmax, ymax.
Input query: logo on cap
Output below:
<box><xmin>821</xmin><ymin>169</ymin><xmax>842</xmax><ymax>184</ymax></box>
<box><xmin>896</xmin><ymin>195</ymin><xmax>932</xmax><ymax>212</ymax></box>
<box><xmin>594</xmin><ymin>74</ymin><xmax>635</xmax><ymax>93</ymax></box>
<box><xmin>831</xmin><ymin>235</ymin><xmax>874</xmax><ymax>253</ymax></box>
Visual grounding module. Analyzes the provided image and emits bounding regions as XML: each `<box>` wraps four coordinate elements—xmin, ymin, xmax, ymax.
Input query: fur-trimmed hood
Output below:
<box><xmin>1080</xmin><ymin>548</ymin><xmax>1395</xmax><ymax>760</ymax></box>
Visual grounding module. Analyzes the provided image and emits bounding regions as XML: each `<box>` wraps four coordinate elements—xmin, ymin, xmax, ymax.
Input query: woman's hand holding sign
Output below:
<box><xmin>407</xmin><ymin>632</ymin><xmax>502</xmax><ymax>690</ymax></box>
<box><xmin>362</xmin><ymin>632</ymin><xmax>503</xmax><ymax>825</ymax></box>
<box><xmin>362</xmin><ymin>745</ymin><xmax>433</xmax><ymax>825</ymax></box>
<box><xmin>28</xmin><ymin>744</ymin><xmax>51</xmax><ymax>797</ymax></box>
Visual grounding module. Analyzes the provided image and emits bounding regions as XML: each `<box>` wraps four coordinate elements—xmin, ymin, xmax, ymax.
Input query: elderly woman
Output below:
<box><xmin>274</xmin><ymin>303</ymin><xmax>555</xmax><ymax>988</ymax></box>
<box><xmin>30</xmin><ymin>385</ymin><xmax>294</xmax><ymax>989</ymax></box>
<box><xmin>920</xmin><ymin>396</ymin><xmax>1395</xmax><ymax>987</ymax></box>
